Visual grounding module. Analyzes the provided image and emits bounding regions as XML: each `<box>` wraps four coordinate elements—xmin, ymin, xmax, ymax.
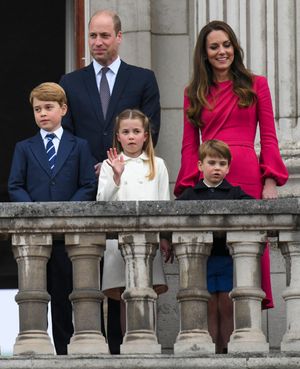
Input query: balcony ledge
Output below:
<box><xmin>1</xmin><ymin>352</ymin><xmax>300</xmax><ymax>369</ymax></box>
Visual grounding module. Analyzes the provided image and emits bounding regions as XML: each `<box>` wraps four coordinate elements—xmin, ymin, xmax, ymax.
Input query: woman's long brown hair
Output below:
<box><xmin>187</xmin><ymin>20</ymin><xmax>257</xmax><ymax>127</ymax></box>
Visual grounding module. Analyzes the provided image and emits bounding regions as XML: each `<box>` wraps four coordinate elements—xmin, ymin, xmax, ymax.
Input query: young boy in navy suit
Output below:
<box><xmin>176</xmin><ymin>139</ymin><xmax>253</xmax><ymax>354</ymax></box>
<box><xmin>8</xmin><ymin>82</ymin><xmax>97</xmax><ymax>355</ymax></box>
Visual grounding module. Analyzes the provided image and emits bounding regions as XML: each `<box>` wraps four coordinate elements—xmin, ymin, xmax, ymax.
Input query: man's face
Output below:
<box><xmin>88</xmin><ymin>13</ymin><xmax>122</xmax><ymax>66</ymax></box>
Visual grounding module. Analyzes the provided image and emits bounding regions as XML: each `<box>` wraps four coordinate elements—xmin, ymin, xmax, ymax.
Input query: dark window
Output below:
<box><xmin>0</xmin><ymin>1</ymin><xmax>66</xmax><ymax>201</ymax></box>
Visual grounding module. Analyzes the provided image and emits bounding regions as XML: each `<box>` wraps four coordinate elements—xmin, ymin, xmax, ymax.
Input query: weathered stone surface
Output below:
<box><xmin>119</xmin><ymin>232</ymin><xmax>161</xmax><ymax>354</ymax></box>
<box><xmin>227</xmin><ymin>232</ymin><xmax>269</xmax><ymax>353</ymax></box>
<box><xmin>1</xmin><ymin>354</ymin><xmax>300</xmax><ymax>369</ymax></box>
<box><xmin>279</xmin><ymin>232</ymin><xmax>300</xmax><ymax>352</ymax></box>
<box><xmin>12</xmin><ymin>234</ymin><xmax>54</xmax><ymax>355</ymax></box>
<box><xmin>65</xmin><ymin>233</ymin><xmax>108</xmax><ymax>354</ymax></box>
<box><xmin>3</xmin><ymin>199</ymin><xmax>300</xmax><ymax>356</ymax></box>
<box><xmin>1</xmin><ymin>199</ymin><xmax>299</xmax><ymax>230</ymax></box>
<box><xmin>173</xmin><ymin>232</ymin><xmax>214</xmax><ymax>354</ymax></box>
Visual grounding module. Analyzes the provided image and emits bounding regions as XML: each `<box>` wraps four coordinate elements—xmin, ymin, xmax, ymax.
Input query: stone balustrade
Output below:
<box><xmin>1</xmin><ymin>199</ymin><xmax>300</xmax><ymax>356</ymax></box>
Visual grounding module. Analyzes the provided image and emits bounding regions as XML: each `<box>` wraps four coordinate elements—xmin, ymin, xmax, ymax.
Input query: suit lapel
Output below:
<box><xmin>83</xmin><ymin>63</ymin><xmax>103</xmax><ymax>122</ymax></box>
<box><xmin>83</xmin><ymin>61</ymin><xmax>131</xmax><ymax>126</ymax></box>
<box><xmin>53</xmin><ymin>131</ymin><xmax>75</xmax><ymax>176</ymax></box>
<box><xmin>29</xmin><ymin>133</ymin><xmax>52</xmax><ymax>177</ymax></box>
<box><xmin>105</xmin><ymin>61</ymin><xmax>130</xmax><ymax>128</ymax></box>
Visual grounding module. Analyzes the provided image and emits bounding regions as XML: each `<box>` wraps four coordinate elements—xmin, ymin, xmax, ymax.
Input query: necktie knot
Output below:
<box><xmin>101</xmin><ymin>67</ymin><xmax>110</xmax><ymax>75</ymax></box>
<box><xmin>46</xmin><ymin>133</ymin><xmax>56</xmax><ymax>140</ymax></box>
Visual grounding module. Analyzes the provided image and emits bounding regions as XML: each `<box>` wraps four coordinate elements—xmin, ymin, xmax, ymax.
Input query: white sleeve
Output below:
<box><xmin>96</xmin><ymin>160</ymin><xmax>120</xmax><ymax>201</ymax></box>
<box><xmin>157</xmin><ymin>158</ymin><xmax>170</xmax><ymax>200</ymax></box>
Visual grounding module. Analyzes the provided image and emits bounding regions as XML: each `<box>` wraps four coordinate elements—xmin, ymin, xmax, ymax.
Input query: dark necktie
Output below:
<box><xmin>45</xmin><ymin>133</ymin><xmax>56</xmax><ymax>171</ymax></box>
<box><xmin>100</xmin><ymin>67</ymin><xmax>110</xmax><ymax>119</ymax></box>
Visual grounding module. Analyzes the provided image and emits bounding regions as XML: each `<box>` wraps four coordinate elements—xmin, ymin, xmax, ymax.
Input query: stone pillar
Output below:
<box><xmin>227</xmin><ymin>231</ymin><xmax>269</xmax><ymax>353</ymax></box>
<box><xmin>279</xmin><ymin>231</ymin><xmax>300</xmax><ymax>352</ymax></box>
<box><xmin>12</xmin><ymin>233</ymin><xmax>54</xmax><ymax>355</ymax></box>
<box><xmin>119</xmin><ymin>232</ymin><xmax>161</xmax><ymax>354</ymax></box>
<box><xmin>65</xmin><ymin>233</ymin><xmax>108</xmax><ymax>354</ymax></box>
<box><xmin>172</xmin><ymin>231</ymin><xmax>215</xmax><ymax>354</ymax></box>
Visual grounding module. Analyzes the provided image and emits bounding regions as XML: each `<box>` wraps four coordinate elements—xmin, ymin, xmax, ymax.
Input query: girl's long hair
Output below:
<box><xmin>187</xmin><ymin>20</ymin><xmax>257</xmax><ymax>127</ymax></box>
<box><xmin>113</xmin><ymin>109</ymin><xmax>156</xmax><ymax>180</ymax></box>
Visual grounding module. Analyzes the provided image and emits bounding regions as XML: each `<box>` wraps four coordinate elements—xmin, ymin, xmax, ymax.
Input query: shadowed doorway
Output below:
<box><xmin>0</xmin><ymin>1</ymin><xmax>66</xmax><ymax>288</ymax></box>
<box><xmin>0</xmin><ymin>1</ymin><xmax>66</xmax><ymax>202</ymax></box>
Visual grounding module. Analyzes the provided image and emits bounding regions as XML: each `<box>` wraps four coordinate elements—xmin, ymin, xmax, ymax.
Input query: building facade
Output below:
<box><xmin>65</xmin><ymin>0</ymin><xmax>299</xmax><ymax>351</ymax></box>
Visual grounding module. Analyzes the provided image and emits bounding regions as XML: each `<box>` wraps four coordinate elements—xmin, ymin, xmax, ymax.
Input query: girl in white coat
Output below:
<box><xmin>97</xmin><ymin>109</ymin><xmax>172</xmax><ymax>335</ymax></box>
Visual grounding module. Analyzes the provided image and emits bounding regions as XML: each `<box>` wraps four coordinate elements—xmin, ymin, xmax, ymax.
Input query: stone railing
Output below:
<box><xmin>1</xmin><ymin>199</ymin><xmax>300</xmax><ymax>356</ymax></box>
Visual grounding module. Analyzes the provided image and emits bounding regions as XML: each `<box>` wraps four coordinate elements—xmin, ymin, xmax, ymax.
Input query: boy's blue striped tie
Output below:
<box><xmin>45</xmin><ymin>133</ymin><xmax>56</xmax><ymax>171</ymax></box>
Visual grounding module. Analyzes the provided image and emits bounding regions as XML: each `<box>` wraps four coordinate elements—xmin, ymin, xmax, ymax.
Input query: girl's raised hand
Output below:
<box><xmin>107</xmin><ymin>148</ymin><xmax>125</xmax><ymax>186</ymax></box>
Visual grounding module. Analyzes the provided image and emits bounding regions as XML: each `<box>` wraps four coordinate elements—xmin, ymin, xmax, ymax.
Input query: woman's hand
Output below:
<box><xmin>160</xmin><ymin>238</ymin><xmax>174</xmax><ymax>263</ymax></box>
<box><xmin>106</xmin><ymin>148</ymin><xmax>125</xmax><ymax>186</ymax></box>
<box><xmin>262</xmin><ymin>178</ymin><xmax>278</xmax><ymax>199</ymax></box>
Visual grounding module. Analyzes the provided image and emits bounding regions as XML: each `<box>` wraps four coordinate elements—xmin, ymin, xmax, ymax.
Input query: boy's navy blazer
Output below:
<box><xmin>59</xmin><ymin>61</ymin><xmax>160</xmax><ymax>163</ymax></box>
<box><xmin>8</xmin><ymin>130</ymin><xmax>97</xmax><ymax>202</ymax></box>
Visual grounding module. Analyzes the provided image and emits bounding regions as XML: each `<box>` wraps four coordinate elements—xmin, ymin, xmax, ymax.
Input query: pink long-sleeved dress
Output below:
<box><xmin>175</xmin><ymin>75</ymin><xmax>289</xmax><ymax>309</ymax></box>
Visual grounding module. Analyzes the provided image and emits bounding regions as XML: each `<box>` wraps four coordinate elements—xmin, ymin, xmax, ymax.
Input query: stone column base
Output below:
<box><xmin>68</xmin><ymin>332</ymin><xmax>108</xmax><ymax>354</ymax></box>
<box><xmin>121</xmin><ymin>340</ymin><xmax>161</xmax><ymax>354</ymax></box>
<box><xmin>281</xmin><ymin>337</ymin><xmax>300</xmax><ymax>352</ymax></box>
<box><xmin>174</xmin><ymin>332</ymin><xmax>215</xmax><ymax>354</ymax></box>
<box><xmin>13</xmin><ymin>331</ymin><xmax>54</xmax><ymax>355</ymax></box>
<box><xmin>228</xmin><ymin>329</ymin><xmax>269</xmax><ymax>353</ymax></box>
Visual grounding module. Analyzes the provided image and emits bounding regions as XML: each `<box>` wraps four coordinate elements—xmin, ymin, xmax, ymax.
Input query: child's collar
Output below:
<box><xmin>203</xmin><ymin>179</ymin><xmax>223</xmax><ymax>188</ymax></box>
<box><xmin>120</xmin><ymin>151</ymin><xmax>149</xmax><ymax>161</ymax></box>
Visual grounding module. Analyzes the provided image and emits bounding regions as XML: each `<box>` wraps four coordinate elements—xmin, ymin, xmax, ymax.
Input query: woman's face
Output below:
<box><xmin>205</xmin><ymin>30</ymin><xmax>234</xmax><ymax>80</ymax></box>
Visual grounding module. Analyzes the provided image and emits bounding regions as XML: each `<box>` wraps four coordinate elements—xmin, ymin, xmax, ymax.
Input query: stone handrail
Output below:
<box><xmin>1</xmin><ymin>199</ymin><xmax>299</xmax><ymax>355</ymax></box>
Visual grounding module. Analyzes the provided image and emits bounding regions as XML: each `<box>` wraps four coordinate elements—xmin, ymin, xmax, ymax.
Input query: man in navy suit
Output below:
<box><xmin>60</xmin><ymin>10</ymin><xmax>161</xmax><ymax>353</ymax></box>
<box><xmin>8</xmin><ymin>82</ymin><xmax>97</xmax><ymax>355</ymax></box>
<box><xmin>60</xmin><ymin>9</ymin><xmax>160</xmax><ymax>175</ymax></box>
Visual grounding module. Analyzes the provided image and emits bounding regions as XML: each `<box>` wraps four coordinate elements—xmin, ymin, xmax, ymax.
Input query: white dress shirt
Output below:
<box><xmin>93</xmin><ymin>57</ymin><xmax>121</xmax><ymax>94</ymax></box>
<box><xmin>40</xmin><ymin>126</ymin><xmax>63</xmax><ymax>153</ymax></box>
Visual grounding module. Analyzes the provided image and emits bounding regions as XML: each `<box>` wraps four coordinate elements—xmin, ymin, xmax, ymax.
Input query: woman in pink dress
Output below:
<box><xmin>174</xmin><ymin>20</ymin><xmax>288</xmax><ymax>351</ymax></box>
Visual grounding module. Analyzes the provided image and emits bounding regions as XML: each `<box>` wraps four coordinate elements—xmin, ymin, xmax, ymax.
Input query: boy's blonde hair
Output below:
<box><xmin>113</xmin><ymin>109</ymin><xmax>156</xmax><ymax>180</ymax></box>
<box><xmin>29</xmin><ymin>82</ymin><xmax>67</xmax><ymax>106</ymax></box>
<box><xmin>199</xmin><ymin>139</ymin><xmax>232</xmax><ymax>164</ymax></box>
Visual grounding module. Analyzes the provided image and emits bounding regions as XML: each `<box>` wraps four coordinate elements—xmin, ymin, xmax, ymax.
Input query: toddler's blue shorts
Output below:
<box><xmin>207</xmin><ymin>255</ymin><xmax>233</xmax><ymax>293</ymax></box>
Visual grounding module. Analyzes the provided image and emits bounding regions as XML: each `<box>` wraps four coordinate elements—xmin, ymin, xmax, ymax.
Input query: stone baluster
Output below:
<box><xmin>279</xmin><ymin>231</ymin><xmax>300</xmax><ymax>352</ymax></box>
<box><xmin>172</xmin><ymin>231</ymin><xmax>215</xmax><ymax>354</ymax></box>
<box><xmin>12</xmin><ymin>233</ymin><xmax>54</xmax><ymax>355</ymax></box>
<box><xmin>119</xmin><ymin>232</ymin><xmax>161</xmax><ymax>354</ymax></box>
<box><xmin>65</xmin><ymin>233</ymin><xmax>108</xmax><ymax>354</ymax></box>
<box><xmin>227</xmin><ymin>231</ymin><xmax>269</xmax><ymax>353</ymax></box>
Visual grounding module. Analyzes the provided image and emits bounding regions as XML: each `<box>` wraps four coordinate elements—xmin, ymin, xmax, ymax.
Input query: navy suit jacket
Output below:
<box><xmin>8</xmin><ymin>130</ymin><xmax>97</xmax><ymax>202</ymax></box>
<box><xmin>59</xmin><ymin>61</ymin><xmax>160</xmax><ymax>163</ymax></box>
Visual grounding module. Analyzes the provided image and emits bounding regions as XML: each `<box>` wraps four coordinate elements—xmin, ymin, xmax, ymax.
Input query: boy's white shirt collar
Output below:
<box><xmin>40</xmin><ymin>126</ymin><xmax>63</xmax><ymax>140</ymax></box>
<box><xmin>203</xmin><ymin>178</ymin><xmax>223</xmax><ymax>188</ymax></box>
